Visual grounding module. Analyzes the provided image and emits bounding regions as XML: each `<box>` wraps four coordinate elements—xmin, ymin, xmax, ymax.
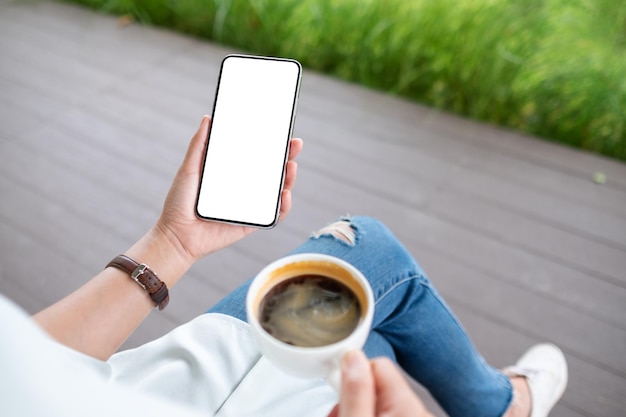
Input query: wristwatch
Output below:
<box><xmin>106</xmin><ymin>255</ymin><xmax>169</xmax><ymax>310</ymax></box>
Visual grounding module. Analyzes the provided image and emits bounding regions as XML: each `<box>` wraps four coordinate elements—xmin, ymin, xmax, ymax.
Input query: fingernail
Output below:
<box><xmin>342</xmin><ymin>350</ymin><xmax>368</xmax><ymax>380</ymax></box>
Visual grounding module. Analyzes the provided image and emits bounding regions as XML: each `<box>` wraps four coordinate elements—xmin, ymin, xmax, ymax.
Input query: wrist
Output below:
<box><xmin>124</xmin><ymin>223</ymin><xmax>195</xmax><ymax>289</ymax></box>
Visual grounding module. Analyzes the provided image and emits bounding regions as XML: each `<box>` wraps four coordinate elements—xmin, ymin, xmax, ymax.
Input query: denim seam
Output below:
<box><xmin>374</xmin><ymin>273</ymin><xmax>426</xmax><ymax>306</ymax></box>
<box><xmin>374</xmin><ymin>275</ymin><xmax>512</xmax><ymax>406</ymax></box>
<box><xmin>417</xmin><ymin>285</ymin><xmax>514</xmax><ymax>417</ymax></box>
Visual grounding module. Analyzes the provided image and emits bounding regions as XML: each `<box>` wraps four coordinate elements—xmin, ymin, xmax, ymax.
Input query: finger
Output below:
<box><xmin>338</xmin><ymin>350</ymin><xmax>375</xmax><ymax>417</ymax></box>
<box><xmin>288</xmin><ymin>138</ymin><xmax>304</xmax><ymax>160</ymax></box>
<box><xmin>283</xmin><ymin>160</ymin><xmax>298</xmax><ymax>190</ymax></box>
<box><xmin>371</xmin><ymin>358</ymin><xmax>430</xmax><ymax>416</ymax></box>
<box><xmin>279</xmin><ymin>189</ymin><xmax>292</xmax><ymax>218</ymax></box>
<box><xmin>181</xmin><ymin>115</ymin><xmax>211</xmax><ymax>173</ymax></box>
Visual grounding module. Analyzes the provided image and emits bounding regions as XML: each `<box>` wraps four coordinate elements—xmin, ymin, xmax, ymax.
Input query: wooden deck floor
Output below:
<box><xmin>1</xmin><ymin>1</ymin><xmax>625</xmax><ymax>416</ymax></box>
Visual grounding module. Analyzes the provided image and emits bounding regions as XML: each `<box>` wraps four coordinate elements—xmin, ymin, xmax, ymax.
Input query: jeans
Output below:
<box><xmin>209</xmin><ymin>216</ymin><xmax>513</xmax><ymax>417</ymax></box>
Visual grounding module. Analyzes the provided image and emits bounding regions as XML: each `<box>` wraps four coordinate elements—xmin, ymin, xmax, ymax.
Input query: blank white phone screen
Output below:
<box><xmin>196</xmin><ymin>55</ymin><xmax>301</xmax><ymax>227</ymax></box>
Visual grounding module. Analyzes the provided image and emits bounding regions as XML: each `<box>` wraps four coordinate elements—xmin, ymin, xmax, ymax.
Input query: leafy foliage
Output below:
<box><xmin>66</xmin><ymin>0</ymin><xmax>626</xmax><ymax>161</ymax></box>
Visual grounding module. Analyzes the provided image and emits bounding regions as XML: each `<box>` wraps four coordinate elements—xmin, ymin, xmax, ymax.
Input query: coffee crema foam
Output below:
<box><xmin>259</xmin><ymin>275</ymin><xmax>361</xmax><ymax>347</ymax></box>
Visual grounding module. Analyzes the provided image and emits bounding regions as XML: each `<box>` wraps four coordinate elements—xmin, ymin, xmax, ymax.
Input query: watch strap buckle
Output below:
<box><xmin>131</xmin><ymin>264</ymin><xmax>149</xmax><ymax>290</ymax></box>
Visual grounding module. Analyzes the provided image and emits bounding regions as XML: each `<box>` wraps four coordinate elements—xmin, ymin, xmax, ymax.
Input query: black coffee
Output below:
<box><xmin>259</xmin><ymin>274</ymin><xmax>361</xmax><ymax>347</ymax></box>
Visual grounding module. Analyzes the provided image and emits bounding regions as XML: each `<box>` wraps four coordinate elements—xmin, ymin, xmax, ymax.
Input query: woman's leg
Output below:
<box><xmin>209</xmin><ymin>216</ymin><xmax>512</xmax><ymax>417</ymax></box>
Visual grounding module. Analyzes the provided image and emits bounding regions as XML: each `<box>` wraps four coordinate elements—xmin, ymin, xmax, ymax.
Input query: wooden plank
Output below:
<box><xmin>456</xmin><ymin>121</ymin><xmax>626</xmax><ymax>193</ymax></box>
<box><xmin>72</xmin><ymin>91</ymin><xmax>193</xmax><ymax>151</ymax></box>
<box><xmin>427</xmin><ymin>189</ymin><xmax>626</xmax><ymax>284</ymax></box>
<box><xmin>0</xmin><ymin>26</ymin><xmax>117</xmax><ymax>89</ymax></box>
<box><xmin>122</xmin><ymin>40</ymin><xmax>232</xmax><ymax>105</ymax></box>
<box><xmin>0</xmin><ymin>18</ymin><xmax>156</xmax><ymax>80</ymax></box>
<box><xmin>439</xmin><ymin>166</ymin><xmax>626</xmax><ymax>249</ymax></box>
<box><xmin>0</xmin><ymin>95</ymin><xmax>44</xmax><ymax>141</ymax></box>
<box><xmin>298</xmin><ymin>88</ymin><xmax>626</xmax><ymax>216</ymax></box>
<box><xmin>0</xmin><ymin>210</ymin><xmax>115</xmax><ymax>309</ymax></box>
<box><xmin>50</xmin><ymin>108</ymin><xmax>186</xmax><ymax>177</ymax></box>
<box><xmin>0</xmin><ymin>35</ymin><xmax>119</xmax><ymax>97</ymax></box>
<box><xmin>301</xmin><ymin>68</ymin><xmax>626</xmax><ymax>191</ymax></box>
<box><xmin>0</xmin><ymin>0</ymin><xmax>197</xmax><ymax>69</ymax></box>
<box><xmin>0</xmin><ymin>75</ymin><xmax>75</xmax><ymax>129</ymax></box>
<box><xmin>292</xmin><ymin>118</ymin><xmax>626</xmax><ymax>277</ymax></box>
<box><xmin>0</xmin><ymin>174</ymin><xmax>140</xmax><ymax>295</ymax></box>
<box><xmin>0</xmin><ymin>281</ymin><xmax>45</xmax><ymax>316</ymax></box>
<box><xmin>294</xmin><ymin>112</ymin><xmax>626</xmax><ymax>248</ymax></box>
<box><xmin>99</xmin><ymin>73</ymin><xmax>212</xmax><ymax>129</ymax></box>
<box><xmin>297</xmin><ymin>136</ymin><xmax>626</xmax><ymax>286</ymax></box>
<box><xmin>0</xmin><ymin>133</ymin><xmax>162</xmax><ymax>239</ymax></box>
<box><xmin>455</xmin><ymin>144</ymin><xmax>626</xmax><ymax>219</ymax></box>
<box><xmin>0</xmin><ymin>221</ymin><xmax>50</xmax><ymax>314</ymax></box>
<box><xmin>0</xmin><ymin>49</ymin><xmax>94</xmax><ymax>105</ymax></box>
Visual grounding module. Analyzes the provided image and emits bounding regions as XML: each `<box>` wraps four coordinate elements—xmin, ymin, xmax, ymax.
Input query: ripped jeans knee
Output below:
<box><xmin>310</xmin><ymin>217</ymin><xmax>357</xmax><ymax>246</ymax></box>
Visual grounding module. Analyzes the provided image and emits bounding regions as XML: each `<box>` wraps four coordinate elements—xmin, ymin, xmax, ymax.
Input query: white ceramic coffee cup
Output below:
<box><xmin>246</xmin><ymin>253</ymin><xmax>374</xmax><ymax>391</ymax></box>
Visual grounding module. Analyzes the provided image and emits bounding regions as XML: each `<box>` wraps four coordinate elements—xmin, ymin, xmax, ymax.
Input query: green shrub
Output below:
<box><xmin>67</xmin><ymin>0</ymin><xmax>626</xmax><ymax>161</ymax></box>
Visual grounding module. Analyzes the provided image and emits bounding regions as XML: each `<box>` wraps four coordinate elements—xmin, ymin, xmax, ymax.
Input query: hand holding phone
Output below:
<box><xmin>157</xmin><ymin>116</ymin><xmax>302</xmax><ymax>265</ymax></box>
<box><xmin>195</xmin><ymin>55</ymin><xmax>302</xmax><ymax>228</ymax></box>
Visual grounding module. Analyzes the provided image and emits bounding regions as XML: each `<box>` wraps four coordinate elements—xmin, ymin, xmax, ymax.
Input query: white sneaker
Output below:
<box><xmin>503</xmin><ymin>343</ymin><xmax>568</xmax><ymax>417</ymax></box>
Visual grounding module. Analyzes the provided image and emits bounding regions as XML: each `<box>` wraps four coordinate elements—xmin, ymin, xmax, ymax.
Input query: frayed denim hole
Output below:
<box><xmin>310</xmin><ymin>217</ymin><xmax>357</xmax><ymax>247</ymax></box>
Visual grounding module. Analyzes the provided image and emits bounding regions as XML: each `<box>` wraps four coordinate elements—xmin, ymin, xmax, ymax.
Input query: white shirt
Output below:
<box><xmin>0</xmin><ymin>294</ymin><xmax>337</xmax><ymax>417</ymax></box>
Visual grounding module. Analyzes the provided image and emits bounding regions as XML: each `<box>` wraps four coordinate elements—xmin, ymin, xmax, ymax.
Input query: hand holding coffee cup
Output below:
<box><xmin>246</xmin><ymin>253</ymin><xmax>374</xmax><ymax>391</ymax></box>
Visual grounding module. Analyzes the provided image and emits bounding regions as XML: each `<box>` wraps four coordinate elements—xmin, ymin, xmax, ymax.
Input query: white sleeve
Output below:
<box><xmin>0</xmin><ymin>294</ymin><xmax>209</xmax><ymax>417</ymax></box>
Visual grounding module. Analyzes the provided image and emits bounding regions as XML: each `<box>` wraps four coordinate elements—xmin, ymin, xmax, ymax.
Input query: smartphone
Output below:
<box><xmin>195</xmin><ymin>54</ymin><xmax>302</xmax><ymax>228</ymax></box>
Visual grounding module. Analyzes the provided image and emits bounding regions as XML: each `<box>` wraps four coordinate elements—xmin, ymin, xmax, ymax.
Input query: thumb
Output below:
<box><xmin>371</xmin><ymin>358</ymin><xmax>431</xmax><ymax>417</ymax></box>
<box><xmin>338</xmin><ymin>350</ymin><xmax>375</xmax><ymax>417</ymax></box>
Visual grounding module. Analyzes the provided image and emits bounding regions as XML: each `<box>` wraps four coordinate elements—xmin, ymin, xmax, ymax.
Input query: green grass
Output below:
<box><xmin>67</xmin><ymin>0</ymin><xmax>626</xmax><ymax>161</ymax></box>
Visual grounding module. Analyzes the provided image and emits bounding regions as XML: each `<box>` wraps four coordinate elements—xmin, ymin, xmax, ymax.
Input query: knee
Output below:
<box><xmin>308</xmin><ymin>216</ymin><xmax>424</xmax><ymax>285</ymax></box>
<box><xmin>331</xmin><ymin>216</ymin><xmax>415</xmax><ymax>264</ymax></box>
<box><xmin>348</xmin><ymin>216</ymin><xmax>389</xmax><ymax>234</ymax></box>
<box><xmin>350</xmin><ymin>216</ymin><xmax>401</xmax><ymax>247</ymax></box>
<box><xmin>311</xmin><ymin>217</ymin><xmax>358</xmax><ymax>245</ymax></box>
<box><xmin>312</xmin><ymin>216</ymin><xmax>391</xmax><ymax>247</ymax></box>
<box><xmin>356</xmin><ymin>216</ymin><xmax>422</xmax><ymax>269</ymax></box>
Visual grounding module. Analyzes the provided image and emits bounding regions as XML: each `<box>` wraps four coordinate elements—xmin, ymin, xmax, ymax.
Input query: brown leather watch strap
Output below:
<box><xmin>106</xmin><ymin>255</ymin><xmax>169</xmax><ymax>310</ymax></box>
